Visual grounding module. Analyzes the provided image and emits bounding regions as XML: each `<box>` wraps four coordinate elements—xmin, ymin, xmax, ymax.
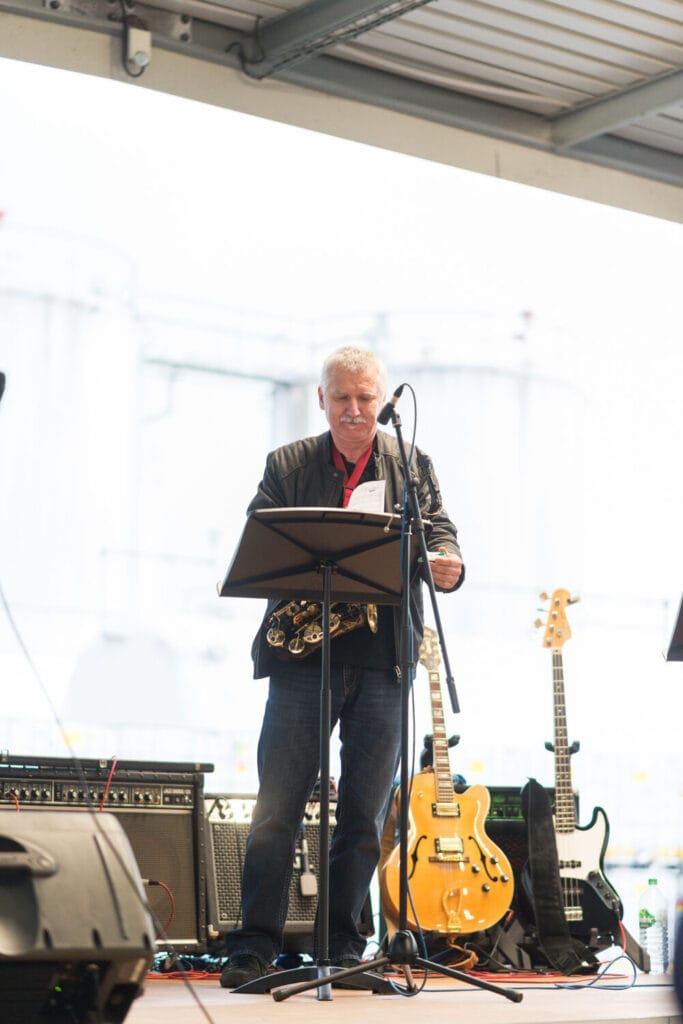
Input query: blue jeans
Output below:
<box><xmin>225</xmin><ymin>660</ymin><xmax>402</xmax><ymax>965</ymax></box>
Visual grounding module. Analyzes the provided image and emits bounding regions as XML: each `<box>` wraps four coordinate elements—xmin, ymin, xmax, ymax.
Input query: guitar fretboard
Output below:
<box><xmin>552</xmin><ymin>650</ymin><xmax>577</xmax><ymax>832</ymax></box>
<box><xmin>428</xmin><ymin>668</ymin><xmax>455</xmax><ymax>804</ymax></box>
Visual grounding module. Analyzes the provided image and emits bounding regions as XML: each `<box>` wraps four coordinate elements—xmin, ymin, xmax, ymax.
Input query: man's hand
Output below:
<box><xmin>428</xmin><ymin>547</ymin><xmax>463</xmax><ymax>591</ymax></box>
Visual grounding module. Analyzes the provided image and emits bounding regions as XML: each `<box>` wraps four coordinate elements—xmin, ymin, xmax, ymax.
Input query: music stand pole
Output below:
<box><xmin>316</xmin><ymin>560</ymin><xmax>333</xmax><ymax>999</ymax></box>
<box><xmin>271</xmin><ymin>557</ymin><xmax>392</xmax><ymax>999</ymax></box>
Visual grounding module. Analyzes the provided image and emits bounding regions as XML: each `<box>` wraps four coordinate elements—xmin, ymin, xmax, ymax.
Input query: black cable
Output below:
<box><xmin>118</xmin><ymin>0</ymin><xmax>147</xmax><ymax>79</ymax></box>
<box><xmin>232</xmin><ymin>17</ymin><xmax>270</xmax><ymax>81</ymax></box>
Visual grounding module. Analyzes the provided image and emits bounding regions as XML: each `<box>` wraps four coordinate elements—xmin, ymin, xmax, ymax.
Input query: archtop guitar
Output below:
<box><xmin>380</xmin><ymin>627</ymin><xmax>514</xmax><ymax>936</ymax></box>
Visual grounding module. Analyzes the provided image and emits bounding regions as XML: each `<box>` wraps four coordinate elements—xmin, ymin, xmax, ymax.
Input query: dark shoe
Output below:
<box><xmin>220</xmin><ymin>954</ymin><xmax>267</xmax><ymax>989</ymax></box>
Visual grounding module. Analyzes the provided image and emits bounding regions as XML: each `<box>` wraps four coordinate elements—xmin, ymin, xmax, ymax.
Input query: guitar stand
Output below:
<box><xmin>268</xmin><ymin>406</ymin><xmax>522</xmax><ymax>1006</ymax></box>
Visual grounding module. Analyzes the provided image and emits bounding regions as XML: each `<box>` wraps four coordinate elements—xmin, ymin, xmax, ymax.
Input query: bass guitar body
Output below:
<box><xmin>556</xmin><ymin>806</ymin><xmax>624</xmax><ymax>936</ymax></box>
<box><xmin>380</xmin><ymin>769</ymin><xmax>514</xmax><ymax>935</ymax></box>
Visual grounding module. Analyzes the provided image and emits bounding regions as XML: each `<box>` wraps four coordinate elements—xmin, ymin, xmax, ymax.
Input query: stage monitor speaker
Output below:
<box><xmin>205</xmin><ymin>794</ymin><xmax>374</xmax><ymax>955</ymax></box>
<box><xmin>0</xmin><ymin>809</ymin><xmax>154</xmax><ymax>1024</ymax></box>
<box><xmin>0</xmin><ymin>755</ymin><xmax>212</xmax><ymax>953</ymax></box>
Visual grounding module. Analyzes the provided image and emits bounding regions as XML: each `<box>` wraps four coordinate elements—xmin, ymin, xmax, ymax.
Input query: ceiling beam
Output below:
<box><xmin>552</xmin><ymin>69</ymin><xmax>683</xmax><ymax>150</ymax></box>
<box><xmin>276</xmin><ymin>51</ymin><xmax>549</xmax><ymax>142</ymax></box>
<box><xmin>241</xmin><ymin>0</ymin><xmax>434</xmax><ymax>77</ymax></box>
<box><xmin>269</xmin><ymin>52</ymin><xmax>683</xmax><ymax>186</ymax></box>
<box><xmin>570</xmin><ymin>132</ymin><xmax>683</xmax><ymax>187</ymax></box>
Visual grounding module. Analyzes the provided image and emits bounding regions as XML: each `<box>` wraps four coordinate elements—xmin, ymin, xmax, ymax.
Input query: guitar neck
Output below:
<box><xmin>552</xmin><ymin>650</ymin><xmax>577</xmax><ymax>831</ymax></box>
<box><xmin>428</xmin><ymin>668</ymin><xmax>454</xmax><ymax>803</ymax></box>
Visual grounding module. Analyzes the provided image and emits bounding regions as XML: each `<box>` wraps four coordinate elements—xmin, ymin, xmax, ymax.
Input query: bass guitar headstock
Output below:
<box><xmin>534</xmin><ymin>589</ymin><xmax>579</xmax><ymax>650</ymax></box>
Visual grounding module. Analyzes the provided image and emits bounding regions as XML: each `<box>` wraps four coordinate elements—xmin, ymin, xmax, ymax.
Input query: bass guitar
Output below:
<box><xmin>535</xmin><ymin>589</ymin><xmax>623</xmax><ymax>937</ymax></box>
<box><xmin>380</xmin><ymin>627</ymin><xmax>514</xmax><ymax>936</ymax></box>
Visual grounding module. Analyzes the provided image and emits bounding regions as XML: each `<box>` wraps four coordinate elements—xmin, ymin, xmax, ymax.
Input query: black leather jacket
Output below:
<box><xmin>248</xmin><ymin>430</ymin><xmax>464</xmax><ymax>678</ymax></box>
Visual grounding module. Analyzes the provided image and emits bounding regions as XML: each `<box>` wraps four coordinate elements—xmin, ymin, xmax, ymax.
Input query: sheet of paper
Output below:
<box><xmin>346</xmin><ymin>480</ymin><xmax>386</xmax><ymax>513</ymax></box>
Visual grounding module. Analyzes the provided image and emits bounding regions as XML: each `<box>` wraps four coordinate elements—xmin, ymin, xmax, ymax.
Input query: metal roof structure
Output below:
<box><xmin>2</xmin><ymin>0</ymin><xmax>683</xmax><ymax>221</ymax></box>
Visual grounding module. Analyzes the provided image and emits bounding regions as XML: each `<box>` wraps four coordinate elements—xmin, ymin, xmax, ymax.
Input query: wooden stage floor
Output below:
<box><xmin>125</xmin><ymin>970</ymin><xmax>680</xmax><ymax>1024</ymax></box>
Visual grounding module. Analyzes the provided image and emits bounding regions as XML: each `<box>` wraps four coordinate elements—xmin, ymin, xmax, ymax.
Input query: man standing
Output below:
<box><xmin>220</xmin><ymin>345</ymin><xmax>464</xmax><ymax>987</ymax></box>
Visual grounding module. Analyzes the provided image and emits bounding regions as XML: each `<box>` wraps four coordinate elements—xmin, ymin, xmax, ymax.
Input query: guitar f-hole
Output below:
<box><xmin>469</xmin><ymin>835</ymin><xmax>500</xmax><ymax>882</ymax></box>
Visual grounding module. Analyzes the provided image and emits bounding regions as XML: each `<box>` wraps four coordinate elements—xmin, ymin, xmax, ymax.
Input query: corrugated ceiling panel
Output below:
<box><xmin>616</xmin><ymin>114</ymin><xmax>683</xmax><ymax>156</ymax></box>
<box><xmin>356</xmin><ymin>18</ymin><xmax>658</xmax><ymax>92</ymax></box>
<box><xmin>437</xmin><ymin>0</ymin><xmax>683</xmax><ymax>51</ymax></box>
<box><xmin>409</xmin><ymin>1</ymin><xmax>683</xmax><ymax>73</ymax></box>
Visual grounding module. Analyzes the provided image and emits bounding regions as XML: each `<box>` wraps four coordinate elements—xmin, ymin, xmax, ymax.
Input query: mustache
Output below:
<box><xmin>340</xmin><ymin>415</ymin><xmax>367</xmax><ymax>424</ymax></box>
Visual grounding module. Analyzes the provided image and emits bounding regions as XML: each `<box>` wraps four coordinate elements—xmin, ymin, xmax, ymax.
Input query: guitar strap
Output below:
<box><xmin>521</xmin><ymin>778</ymin><xmax>598</xmax><ymax>975</ymax></box>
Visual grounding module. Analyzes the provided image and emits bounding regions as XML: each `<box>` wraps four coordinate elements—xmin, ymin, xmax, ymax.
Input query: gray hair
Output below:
<box><xmin>319</xmin><ymin>346</ymin><xmax>388</xmax><ymax>398</ymax></box>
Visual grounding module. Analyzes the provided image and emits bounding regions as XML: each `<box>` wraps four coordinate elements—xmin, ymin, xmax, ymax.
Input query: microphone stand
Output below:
<box><xmin>272</xmin><ymin>401</ymin><xmax>523</xmax><ymax>1004</ymax></box>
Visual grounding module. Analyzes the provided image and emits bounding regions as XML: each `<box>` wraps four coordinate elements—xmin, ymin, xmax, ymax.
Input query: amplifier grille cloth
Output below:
<box><xmin>208</xmin><ymin>801</ymin><xmax>326</xmax><ymax>931</ymax></box>
<box><xmin>206</xmin><ymin>796</ymin><xmax>373</xmax><ymax>949</ymax></box>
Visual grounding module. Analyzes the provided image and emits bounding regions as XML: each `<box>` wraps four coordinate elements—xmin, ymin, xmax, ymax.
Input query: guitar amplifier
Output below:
<box><xmin>486</xmin><ymin>785</ymin><xmax>580</xmax><ymax>821</ymax></box>
<box><xmin>485</xmin><ymin>786</ymin><xmax>578</xmax><ymax>878</ymax></box>
<box><xmin>0</xmin><ymin>754</ymin><xmax>212</xmax><ymax>953</ymax></box>
<box><xmin>205</xmin><ymin>793</ymin><xmax>373</xmax><ymax>953</ymax></box>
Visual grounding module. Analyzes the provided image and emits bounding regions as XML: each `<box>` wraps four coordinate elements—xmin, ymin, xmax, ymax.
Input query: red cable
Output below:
<box><xmin>98</xmin><ymin>757</ymin><xmax>118</xmax><ymax>812</ymax></box>
<box><xmin>149</xmin><ymin>879</ymin><xmax>176</xmax><ymax>937</ymax></box>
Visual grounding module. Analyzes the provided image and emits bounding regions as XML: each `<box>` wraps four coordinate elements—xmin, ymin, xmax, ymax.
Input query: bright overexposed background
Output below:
<box><xmin>0</xmin><ymin>55</ymin><xmax>681</xmax><ymax>940</ymax></box>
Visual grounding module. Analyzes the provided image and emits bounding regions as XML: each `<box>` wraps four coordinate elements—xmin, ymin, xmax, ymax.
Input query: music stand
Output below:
<box><xmin>218</xmin><ymin>506</ymin><xmax>409</xmax><ymax>997</ymax></box>
<box><xmin>665</xmin><ymin>593</ymin><xmax>683</xmax><ymax>661</ymax></box>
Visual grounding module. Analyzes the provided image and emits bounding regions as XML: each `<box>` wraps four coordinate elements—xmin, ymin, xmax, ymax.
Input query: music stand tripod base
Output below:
<box><xmin>235</xmin><ymin>964</ymin><xmax>394</xmax><ymax>996</ymax></box>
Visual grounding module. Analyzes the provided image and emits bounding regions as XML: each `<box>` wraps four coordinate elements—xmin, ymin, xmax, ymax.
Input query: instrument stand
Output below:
<box><xmin>265</xmin><ymin>411</ymin><xmax>522</xmax><ymax>1005</ymax></box>
<box><xmin>218</xmin><ymin>507</ymin><xmax>410</xmax><ymax>998</ymax></box>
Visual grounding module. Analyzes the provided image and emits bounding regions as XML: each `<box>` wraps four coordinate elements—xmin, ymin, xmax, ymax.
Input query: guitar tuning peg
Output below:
<box><xmin>534</xmin><ymin>618</ymin><xmax>543</xmax><ymax>629</ymax></box>
<box><xmin>567</xmin><ymin>595</ymin><xmax>581</xmax><ymax>605</ymax></box>
<box><xmin>539</xmin><ymin>591</ymin><xmax>548</xmax><ymax>601</ymax></box>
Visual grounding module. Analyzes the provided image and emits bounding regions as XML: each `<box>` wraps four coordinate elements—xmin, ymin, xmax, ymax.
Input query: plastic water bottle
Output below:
<box><xmin>639</xmin><ymin>878</ymin><xmax>669</xmax><ymax>974</ymax></box>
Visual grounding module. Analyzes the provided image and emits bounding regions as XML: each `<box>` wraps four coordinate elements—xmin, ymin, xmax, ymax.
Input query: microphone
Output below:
<box><xmin>377</xmin><ymin>383</ymin><xmax>404</xmax><ymax>425</ymax></box>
